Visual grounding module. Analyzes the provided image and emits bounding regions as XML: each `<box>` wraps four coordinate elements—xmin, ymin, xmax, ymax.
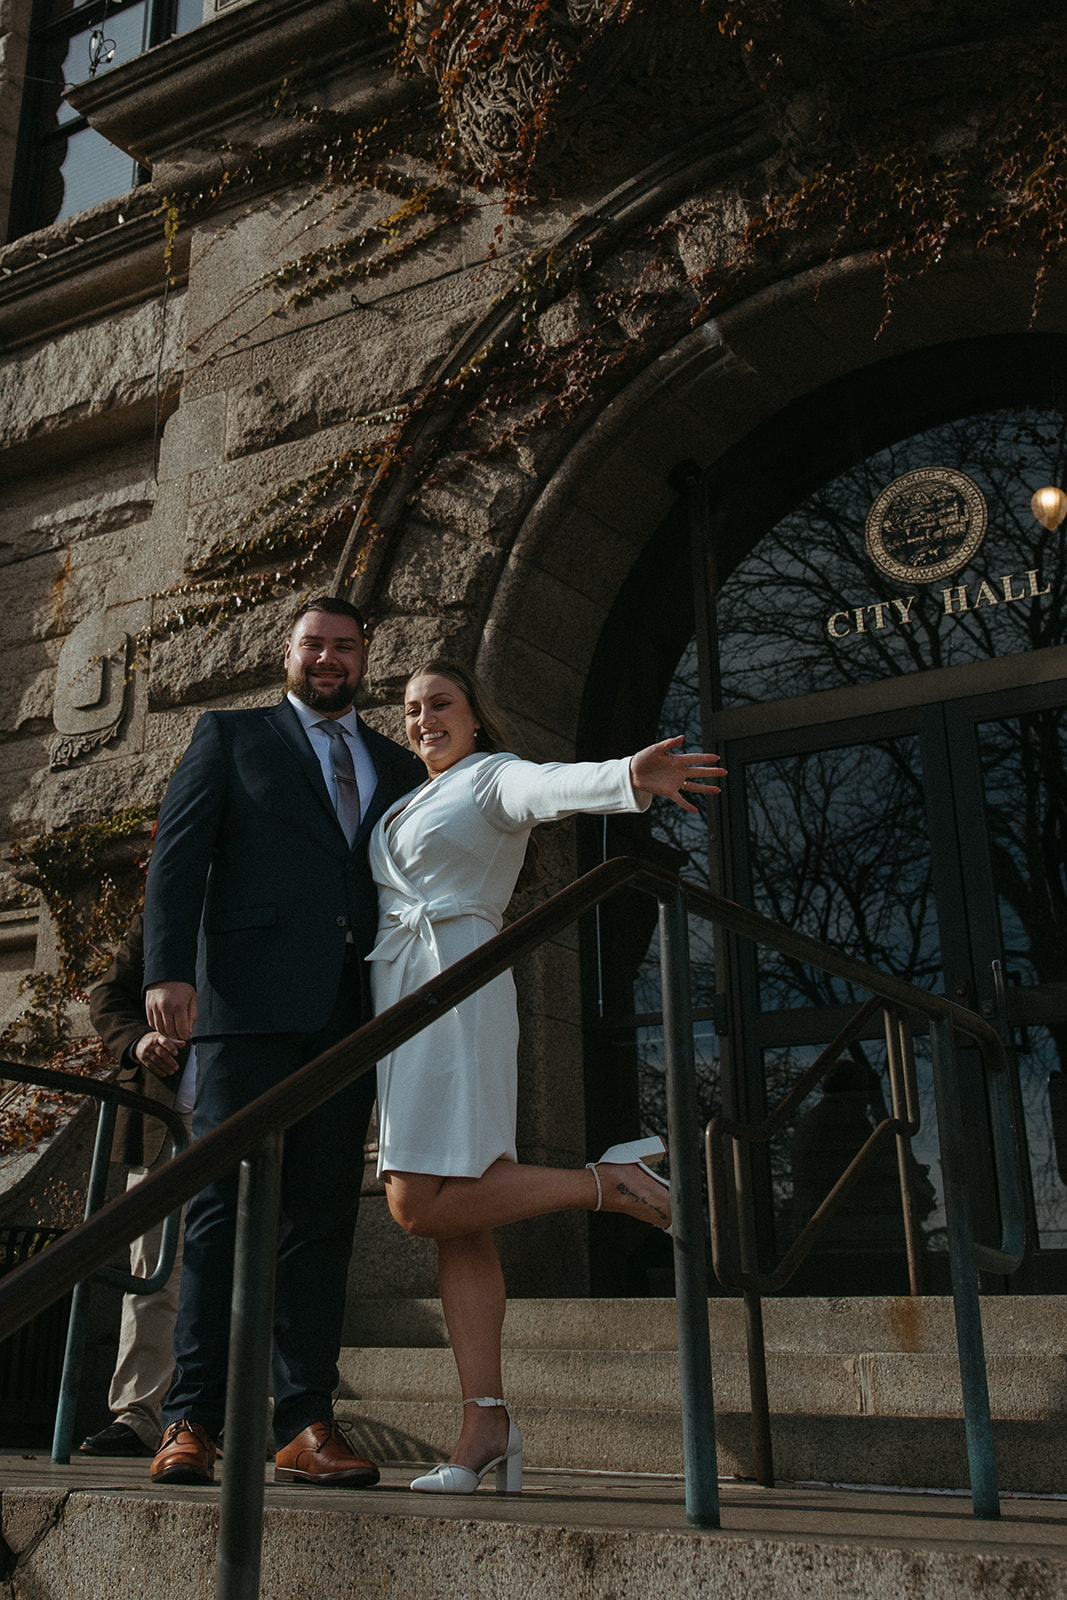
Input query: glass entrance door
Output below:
<box><xmin>941</xmin><ymin>689</ymin><xmax>1067</xmax><ymax>1274</ymax></box>
<box><xmin>718</xmin><ymin>675</ymin><xmax>1067</xmax><ymax>1290</ymax></box>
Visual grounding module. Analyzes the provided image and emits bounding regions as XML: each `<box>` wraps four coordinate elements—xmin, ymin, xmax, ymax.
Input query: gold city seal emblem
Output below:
<box><xmin>864</xmin><ymin>466</ymin><xmax>988</xmax><ymax>584</ymax></box>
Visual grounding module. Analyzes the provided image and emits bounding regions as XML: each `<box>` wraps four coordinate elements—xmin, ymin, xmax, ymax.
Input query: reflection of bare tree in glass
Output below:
<box><xmin>746</xmin><ymin>738</ymin><xmax>941</xmax><ymax>1010</ymax></box>
<box><xmin>983</xmin><ymin>710</ymin><xmax>1067</xmax><ymax>999</ymax></box>
<box><xmin>981</xmin><ymin>708</ymin><xmax>1067</xmax><ymax>1241</ymax></box>
<box><xmin>654</xmin><ymin>637</ymin><xmax>709</xmax><ymax>886</ymax></box>
<box><xmin>635</xmin><ymin>1025</ymin><xmax>720</xmax><ymax>1156</ymax></box>
<box><xmin>717</xmin><ymin>409</ymin><xmax>1067</xmax><ymax>708</ymax></box>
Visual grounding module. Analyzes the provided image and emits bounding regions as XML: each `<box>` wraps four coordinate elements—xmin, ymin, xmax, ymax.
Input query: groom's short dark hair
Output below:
<box><xmin>290</xmin><ymin>595</ymin><xmax>366</xmax><ymax>633</ymax></box>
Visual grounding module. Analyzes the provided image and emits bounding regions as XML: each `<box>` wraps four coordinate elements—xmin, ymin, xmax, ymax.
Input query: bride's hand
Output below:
<box><xmin>629</xmin><ymin>736</ymin><xmax>727</xmax><ymax>814</ymax></box>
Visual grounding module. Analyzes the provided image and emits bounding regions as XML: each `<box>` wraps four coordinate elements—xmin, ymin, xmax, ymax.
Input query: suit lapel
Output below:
<box><xmin>265</xmin><ymin>699</ymin><xmax>339</xmax><ymax>831</ymax></box>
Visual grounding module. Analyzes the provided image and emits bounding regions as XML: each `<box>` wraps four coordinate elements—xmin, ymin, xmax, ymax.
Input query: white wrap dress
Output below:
<box><xmin>367</xmin><ymin>751</ymin><xmax>650</xmax><ymax>1178</ymax></box>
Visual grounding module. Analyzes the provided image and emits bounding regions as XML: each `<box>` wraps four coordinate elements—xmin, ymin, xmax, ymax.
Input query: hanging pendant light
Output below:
<box><xmin>1031</xmin><ymin>486</ymin><xmax>1067</xmax><ymax>531</ymax></box>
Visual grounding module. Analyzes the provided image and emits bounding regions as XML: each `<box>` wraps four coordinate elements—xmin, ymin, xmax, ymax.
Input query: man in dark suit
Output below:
<box><xmin>143</xmin><ymin>596</ymin><xmax>422</xmax><ymax>1486</ymax></box>
<box><xmin>79</xmin><ymin>912</ymin><xmax>194</xmax><ymax>1457</ymax></box>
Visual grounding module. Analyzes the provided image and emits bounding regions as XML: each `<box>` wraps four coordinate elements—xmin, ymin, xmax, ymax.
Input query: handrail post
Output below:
<box><xmin>742</xmin><ymin>1290</ymin><xmax>774</xmax><ymax>1486</ymax></box>
<box><xmin>884</xmin><ymin>1009</ymin><xmax>924</xmax><ymax>1295</ymax></box>
<box><xmin>659</xmin><ymin>885</ymin><xmax>720</xmax><ymax>1529</ymax></box>
<box><xmin>216</xmin><ymin>1133</ymin><xmax>283</xmax><ymax>1600</ymax></box>
<box><xmin>52</xmin><ymin>1098</ymin><xmax>118</xmax><ymax>1463</ymax></box>
<box><xmin>929</xmin><ymin>1016</ymin><xmax>1000</xmax><ymax>1520</ymax></box>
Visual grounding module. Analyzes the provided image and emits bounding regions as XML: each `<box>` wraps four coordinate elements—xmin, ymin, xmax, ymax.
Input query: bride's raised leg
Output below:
<box><xmin>383</xmin><ymin>1152</ymin><xmax>670</xmax><ymax>1240</ymax></box>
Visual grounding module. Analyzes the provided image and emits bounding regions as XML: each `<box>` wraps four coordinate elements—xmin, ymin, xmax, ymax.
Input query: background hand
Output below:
<box><xmin>629</xmin><ymin>735</ymin><xmax>727</xmax><ymax>814</ymax></box>
<box><xmin>133</xmin><ymin>1030</ymin><xmax>184</xmax><ymax>1079</ymax></box>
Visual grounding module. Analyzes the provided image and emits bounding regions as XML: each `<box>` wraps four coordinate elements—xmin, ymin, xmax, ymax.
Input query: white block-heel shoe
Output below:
<box><xmin>410</xmin><ymin>1398</ymin><xmax>522</xmax><ymax>1495</ymax></box>
<box><xmin>587</xmin><ymin>1135</ymin><xmax>673</xmax><ymax>1233</ymax></box>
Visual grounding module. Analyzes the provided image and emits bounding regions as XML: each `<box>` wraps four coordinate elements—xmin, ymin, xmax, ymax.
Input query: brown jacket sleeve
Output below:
<box><xmin>89</xmin><ymin>912</ymin><xmax>184</xmax><ymax>1166</ymax></box>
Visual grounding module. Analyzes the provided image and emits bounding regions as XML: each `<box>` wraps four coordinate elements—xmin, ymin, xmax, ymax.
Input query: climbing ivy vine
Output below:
<box><xmin>0</xmin><ymin>810</ymin><xmax>154</xmax><ymax>1156</ymax></box>
<box><xmin>141</xmin><ymin>2</ymin><xmax>1067</xmax><ymax>639</ymax></box>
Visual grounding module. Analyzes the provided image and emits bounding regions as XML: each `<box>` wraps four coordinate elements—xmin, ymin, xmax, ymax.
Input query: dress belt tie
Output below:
<box><xmin>366</xmin><ymin>896</ymin><xmax>499</xmax><ymax>966</ymax></box>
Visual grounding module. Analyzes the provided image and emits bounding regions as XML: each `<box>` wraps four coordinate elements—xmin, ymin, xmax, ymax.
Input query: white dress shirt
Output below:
<box><xmin>286</xmin><ymin>691</ymin><xmax>379</xmax><ymax>818</ymax></box>
<box><xmin>174</xmin><ymin>1046</ymin><xmax>198</xmax><ymax>1114</ymax></box>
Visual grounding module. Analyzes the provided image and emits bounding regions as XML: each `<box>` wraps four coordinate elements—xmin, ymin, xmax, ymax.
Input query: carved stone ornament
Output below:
<box><xmin>864</xmin><ymin>467</ymin><xmax>989</xmax><ymax>585</ymax></box>
<box><xmin>50</xmin><ymin>613</ymin><xmax>131</xmax><ymax>770</ymax></box>
<box><xmin>410</xmin><ymin>0</ymin><xmax>744</xmax><ymax>184</ymax></box>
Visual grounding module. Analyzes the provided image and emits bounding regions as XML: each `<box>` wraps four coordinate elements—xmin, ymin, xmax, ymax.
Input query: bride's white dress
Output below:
<box><xmin>367</xmin><ymin>751</ymin><xmax>649</xmax><ymax>1178</ymax></box>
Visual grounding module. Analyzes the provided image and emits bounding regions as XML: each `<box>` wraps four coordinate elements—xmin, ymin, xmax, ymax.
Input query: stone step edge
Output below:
<box><xmin>332</xmin><ymin>1399</ymin><xmax>1066</xmax><ymax>1494</ymax></box>
<box><xmin>344</xmin><ymin>1295</ymin><xmax>1067</xmax><ymax>1353</ymax></box>
<box><xmin>5</xmin><ymin>1487</ymin><xmax>1063</xmax><ymax>1600</ymax></box>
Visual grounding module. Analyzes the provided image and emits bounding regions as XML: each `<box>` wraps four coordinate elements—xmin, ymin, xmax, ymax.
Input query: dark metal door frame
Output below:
<box><xmin>710</xmin><ymin>671</ymin><xmax>1067</xmax><ymax>1289</ymax></box>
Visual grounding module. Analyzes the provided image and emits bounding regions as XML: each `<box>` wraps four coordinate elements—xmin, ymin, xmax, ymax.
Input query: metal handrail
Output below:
<box><xmin>705</xmin><ymin>998</ymin><xmax>921</xmax><ymax>1490</ymax></box>
<box><xmin>0</xmin><ymin>857</ymin><xmax>1025</xmax><ymax>1589</ymax></box>
<box><xmin>706</xmin><ymin>996</ymin><xmax>924</xmax><ymax>1295</ymax></box>
<box><xmin>0</xmin><ymin>1061</ymin><xmax>189</xmax><ymax>1296</ymax></box>
<box><xmin>675</xmin><ymin>881</ymin><xmax>1026</xmax><ymax>1520</ymax></box>
<box><xmin>682</xmin><ymin>884</ymin><xmax>1026</xmax><ymax>1276</ymax></box>
<box><xmin>0</xmin><ymin>1060</ymin><xmax>189</xmax><ymax>1462</ymax></box>
<box><xmin>0</xmin><ymin>1060</ymin><xmax>190</xmax><ymax>1302</ymax></box>
<box><xmin>0</xmin><ymin>1060</ymin><xmax>189</xmax><ymax>1460</ymax></box>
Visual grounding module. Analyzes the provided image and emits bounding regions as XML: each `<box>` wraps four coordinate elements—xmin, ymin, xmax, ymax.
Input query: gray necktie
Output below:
<box><xmin>318</xmin><ymin>721</ymin><xmax>361</xmax><ymax>844</ymax></box>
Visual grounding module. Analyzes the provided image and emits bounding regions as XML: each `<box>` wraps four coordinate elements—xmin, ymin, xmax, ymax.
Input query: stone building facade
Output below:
<box><xmin>1</xmin><ymin>0</ymin><xmax>1066</xmax><ymax>1298</ymax></box>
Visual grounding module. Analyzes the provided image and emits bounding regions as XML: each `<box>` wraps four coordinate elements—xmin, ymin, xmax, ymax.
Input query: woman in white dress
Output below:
<box><xmin>367</xmin><ymin>660</ymin><xmax>725</xmax><ymax>1495</ymax></box>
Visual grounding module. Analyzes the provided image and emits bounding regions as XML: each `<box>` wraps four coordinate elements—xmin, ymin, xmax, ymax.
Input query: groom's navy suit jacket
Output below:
<box><xmin>143</xmin><ymin>697</ymin><xmax>422</xmax><ymax>1037</ymax></box>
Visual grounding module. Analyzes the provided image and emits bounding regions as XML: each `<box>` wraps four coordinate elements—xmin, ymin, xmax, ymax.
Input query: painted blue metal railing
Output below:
<box><xmin>0</xmin><ymin>1060</ymin><xmax>188</xmax><ymax>1464</ymax></box>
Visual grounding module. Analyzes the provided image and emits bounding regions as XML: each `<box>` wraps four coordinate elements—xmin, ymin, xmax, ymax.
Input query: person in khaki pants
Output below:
<box><xmin>78</xmin><ymin>912</ymin><xmax>195</xmax><ymax>1457</ymax></box>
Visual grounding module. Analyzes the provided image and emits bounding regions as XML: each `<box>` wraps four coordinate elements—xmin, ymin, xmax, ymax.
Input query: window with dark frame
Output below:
<box><xmin>9</xmin><ymin>0</ymin><xmax>202</xmax><ymax>242</ymax></box>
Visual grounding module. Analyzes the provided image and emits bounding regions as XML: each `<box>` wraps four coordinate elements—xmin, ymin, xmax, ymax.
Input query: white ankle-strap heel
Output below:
<box><xmin>586</xmin><ymin>1136</ymin><xmax>673</xmax><ymax>1232</ymax></box>
<box><xmin>409</xmin><ymin>1398</ymin><xmax>523</xmax><ymax>1495</ymax></box>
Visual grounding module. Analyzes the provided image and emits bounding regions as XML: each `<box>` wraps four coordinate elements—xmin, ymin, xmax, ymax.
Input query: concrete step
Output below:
<box><xmin>340</xmin><ymin>1344</ymin><xmax>1067</xmax><ymax>1420</ymax></box>
<box><xmin>333</xmin><ymin>1397</ymin><xmax>1065</xmax><ymax>1493</ymax></box>
<box><xmin>5</xmin><ymin>1457</ymin><xmax>1066</xmax><ymax>1600</ymax></box>
<box><xmin>335</xmin><ymin>1296</ymin><xmax>1067</xmax><ymax>1493</ymax></box>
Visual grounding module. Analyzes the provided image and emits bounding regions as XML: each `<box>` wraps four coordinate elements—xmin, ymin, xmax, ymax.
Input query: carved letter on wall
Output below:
<box><xmin>50</xmin><ymin>614</ymin><xmax>130</xmax><ymax>769</ymax></box>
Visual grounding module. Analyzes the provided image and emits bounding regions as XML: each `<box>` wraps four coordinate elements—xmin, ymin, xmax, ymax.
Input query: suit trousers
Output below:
<box><xmin>160</xmin><ymin>963</ymin><xmax>375</xmax><ymax>1449</ymax></box>
<box><xmin>109</xmin><ymin>1106</ymin><xmax>195</xmax><ymax>1448</ymax></box>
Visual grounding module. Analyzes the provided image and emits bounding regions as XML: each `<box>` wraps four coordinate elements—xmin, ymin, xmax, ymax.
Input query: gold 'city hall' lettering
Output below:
<box><xmin>827</xmin><ymin>571</ymin><xmax>1050</xmax><ymax>641</ymax></box>
<box><xmin>941</xmin><ymin>569</ymin><xmax>1049</xmax><ymax>614</ymax></box>
<box><xmin>827</xmin><ymin>595</ymin><xmax>916</xmax><ymax>639</ymax></box>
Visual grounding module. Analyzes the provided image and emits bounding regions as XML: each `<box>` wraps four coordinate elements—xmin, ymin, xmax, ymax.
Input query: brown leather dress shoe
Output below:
<box><xmin>274</xmin><ymin>1421</ymin><xmax>380</xmax><ymax>1487</ymax></box>
<box><xmin>151</xmin><ymin>1420</ymin><xmax>218</xmax><ymax>1485</ymax></box>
